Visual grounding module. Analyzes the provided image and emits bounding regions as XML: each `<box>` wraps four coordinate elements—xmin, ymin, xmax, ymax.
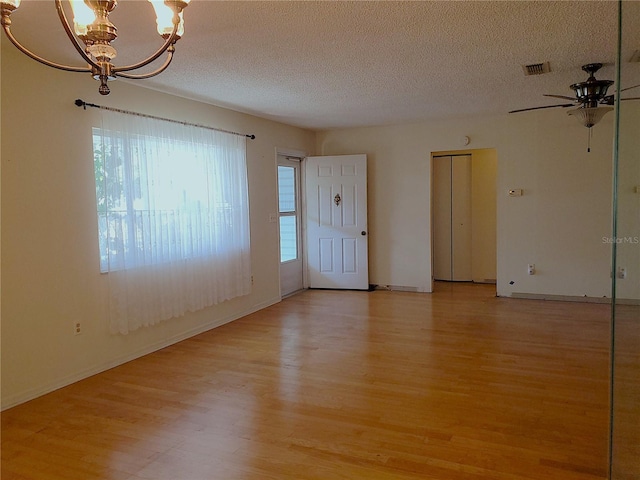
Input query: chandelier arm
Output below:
<box><xmin>116</xmin><ymin>48</ymin><xmax>175</xmax><ymax>79</ymax></box>
<box><xmin>54</xmin><ymin>0</ymin><xmax>101</xmax><ymax>70</ymax></box>
<box><xmin>1</xmin><ymin>23</ymin><xmax>91</xmax><ymax>73</ymax></box>
<box><xmin>114</xmin><ymin>23</ymin><xmax>180</xmax><ymax>73</ymax></box>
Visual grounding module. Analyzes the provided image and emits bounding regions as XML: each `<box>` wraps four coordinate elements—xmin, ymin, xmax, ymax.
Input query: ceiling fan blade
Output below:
<box><xmin>543</xmin><ymin>94</ymin><xmax>577</xmax><ymax>101</ymax></box>
<box><xmin>601</xmin><ymin>95</ymin><xmax>615</xmax><ymax>105</ymax></box>
<box><xmin>601</xmin><ymin>95</ymin><xmax>640</xmax><ymax>105</ymax></box>
<box><xmin>509</xmin><ymin>103</ymin><xmax>575</xmax><ymax>114</ymax></box>
<box><xmin>619</xmin><ymin>84</ymin><xmax>640</xmax><ymax>93</ymax></box>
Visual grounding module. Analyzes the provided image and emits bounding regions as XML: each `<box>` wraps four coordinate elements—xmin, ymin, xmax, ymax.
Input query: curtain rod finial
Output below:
<box><xmin>75</xmin><ymin>99</ymin><xmax>86</xmax><ymax>109</ymax></box>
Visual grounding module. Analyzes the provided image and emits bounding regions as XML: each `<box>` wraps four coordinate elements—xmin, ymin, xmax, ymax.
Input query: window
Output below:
<box><xmin>277</xmin><ymin>165</ymin><xmax>298</xmax><ymax>262</ymax></box>
<box><xmin>93</xmin><ymin>109</ymin><xmax>251</xmax><ymax>334</ymax></box>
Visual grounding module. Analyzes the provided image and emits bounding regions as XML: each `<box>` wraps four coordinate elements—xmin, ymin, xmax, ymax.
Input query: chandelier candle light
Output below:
<box><xmin>1</xmin><ymin>0</ymin><xmax>190</xmax><ymax>95</ymax></box>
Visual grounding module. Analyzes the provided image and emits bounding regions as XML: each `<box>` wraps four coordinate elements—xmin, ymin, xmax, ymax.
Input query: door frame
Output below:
<box><xmin>276</xmin><ymin>147</ymin><xmax>308</xmax><ymax>298</ymax></box>
<box><xmin>432</xmin><ymin>154</ymin><xmax>473</xmax><ymax>283</ymax></box>
<box><xmin>430</xmin><ymin>148</ymin><xmax>498</xmax><ymax>292</ymax></box>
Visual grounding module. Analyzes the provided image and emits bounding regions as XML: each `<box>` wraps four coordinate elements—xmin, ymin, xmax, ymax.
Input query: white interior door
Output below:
<box><xmin>451</xmin><ymin>155</ymin><xmax>472</xmax><ymax>281</ymax></box>
<box><xmin>433</xmin><ymin>156</ymin><xmax>453</xmax><ymax>281</ymax></box>
<box><xmin>433</xmin><ymin>155</ymin><xmax>472</xmax><ymax>282</ymax></box>
<box><xmin>306</xmin><ymin>154</ymin><xmax>369</xmax><ymax>290</ymax></box>
<box><xmin>278</xmin><ymin>156</ymin><xmax>304</xmax><ymax>296</ymax></box>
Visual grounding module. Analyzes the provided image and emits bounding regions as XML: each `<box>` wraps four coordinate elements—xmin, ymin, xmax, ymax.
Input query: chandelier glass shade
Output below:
<box><xmin>0</xmin><ymin>0</ymin><xmax>190</xmax><ymax>95</ymax></box>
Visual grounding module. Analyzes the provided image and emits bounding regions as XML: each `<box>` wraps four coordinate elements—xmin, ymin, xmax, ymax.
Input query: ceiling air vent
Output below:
<box><xmin>522</xmin><ymin>62</ymin><xmax>551</xmax><ymax>76</ymax></box>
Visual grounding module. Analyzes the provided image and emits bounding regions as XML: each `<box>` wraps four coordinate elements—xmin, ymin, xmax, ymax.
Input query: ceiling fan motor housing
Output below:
<box><xmin>570</xmin><ymin>63</ymin><xmax>614</xmax><ymax>107</ymax></box>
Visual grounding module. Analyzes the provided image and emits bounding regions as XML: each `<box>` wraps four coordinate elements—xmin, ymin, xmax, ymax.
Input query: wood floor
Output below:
<box><xmin>1</xmin><ymin>283</ymin><xmax>620</xmax><ymax>479</ymax></box>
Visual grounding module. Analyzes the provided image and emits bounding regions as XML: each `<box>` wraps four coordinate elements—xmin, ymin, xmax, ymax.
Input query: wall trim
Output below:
<box><xmin>511</xmin><ymin>292</ymin><xmax>610</xmax><ymax>303</ymax></box>
<box><xmin>275</xmin><ymin>146</ymin><xmax>307</xmax><ymax>159</ymax></box>
<box><xmin>1</xmin><ymin>296</ymin><xmax>281</xmax><ymax>411</ymax></box>
<box><xmin>507</xmin><ymin>292</ymin><xmax>640</xmax><ymax>304</ymax></box>
<box><xmin>375</xmin><ymin>284</ymin><xmax>419</xmax><ymax>292</ymax></box>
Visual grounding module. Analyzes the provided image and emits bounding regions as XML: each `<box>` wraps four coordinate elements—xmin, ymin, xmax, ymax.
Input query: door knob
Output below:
<box><xmin>361</xmin><ymin>231</ymin><xmax>367</xmax><ymax>236</ymax></box>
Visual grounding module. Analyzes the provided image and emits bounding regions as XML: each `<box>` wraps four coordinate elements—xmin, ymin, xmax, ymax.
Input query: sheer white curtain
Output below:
<box><xmin>93</xmin><ymin>109</ymin><xmax>251</xmax><ymax>334</ymax></box>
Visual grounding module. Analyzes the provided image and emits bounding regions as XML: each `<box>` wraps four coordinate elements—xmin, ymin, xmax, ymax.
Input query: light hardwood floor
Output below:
<box><xmin>1</xmin><ymin>283</ymin><xmax>619</xmax><ymax>479</ymax></box>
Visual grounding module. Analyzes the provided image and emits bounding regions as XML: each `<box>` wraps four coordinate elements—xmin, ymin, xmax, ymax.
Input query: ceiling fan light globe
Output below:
<box><xmin>567</xmin><ymin>106</ymin><xmax>613</xmax><ymax>128</ymax></box>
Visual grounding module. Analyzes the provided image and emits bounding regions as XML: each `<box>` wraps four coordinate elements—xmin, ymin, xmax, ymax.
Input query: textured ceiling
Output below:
<box><xmin>6</xmin><ymin>1</ymin><xmax>640</xmax><ymax>130</ymax></box>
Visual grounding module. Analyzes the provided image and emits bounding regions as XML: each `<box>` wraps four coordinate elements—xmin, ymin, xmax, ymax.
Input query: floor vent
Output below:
<box><xmin>522</xmin><ymin>62</ymin><xmax>551</xmax><ymax>76</ymax></box>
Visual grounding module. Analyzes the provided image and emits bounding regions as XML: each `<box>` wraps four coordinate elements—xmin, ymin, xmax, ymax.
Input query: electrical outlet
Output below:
<box><xmin>527</xmin><ymin>264</ymin><xmax>535</xmax><ymax>275</ymax></box>
<box><xmin>617</xmin><ymin>267</ymin><xmax>627</xmax><ymax>280</ymax></box>
<box><xmin>74</xmin><ymin>322</ymin><xmax>82</xmax><ymax>335</ymax></box>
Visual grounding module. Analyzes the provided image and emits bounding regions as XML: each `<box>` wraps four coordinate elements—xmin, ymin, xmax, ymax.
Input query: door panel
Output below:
<box><xmin>451</xmin><ymin>155</ymin><xmax>472</xmax><ymax>281</ymax></box>
<box><xmin>433</xmin><ymin>156</ymin><xmax>453</xmax><ymax>281</ymax></box>
<box><xmin>306</xmin><ymin>154</ymin><xmax>369</xmax><ymax>290</ymax></box>
<box><xmin>342</xmin><ymin>184</ymin><xmax>357</xmax><ymax>225</ymax></box>
<box><xmin>433</xmin><ymin>155</ymin><xmax>472</xmax><ymax>282</ymax></box>
<box><xmin>278</xmin><ymin>157</ymin><xmax>303</xmax><ymax>296</ymax></box>
<box><xmin>319</xmin><ymin>238</ymin><xmax>334</xmax><ymax>272</ymax></box>
<box><xmin>343</xmin><ymin>238</ymin><xmax>357</xmax><ymax>273</ymax></box>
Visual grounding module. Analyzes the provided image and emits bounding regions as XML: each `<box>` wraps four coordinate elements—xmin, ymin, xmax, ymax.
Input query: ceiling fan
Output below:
<box><xmin>509</xmin><ymin>63</ymin><xmax>640</xmax><ymax>128</ymax></box>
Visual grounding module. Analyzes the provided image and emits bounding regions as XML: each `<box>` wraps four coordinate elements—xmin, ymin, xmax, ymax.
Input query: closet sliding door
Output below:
<box><xmin>433</xmin><ymin>155</ymin><xmax>472</xmax><ymax>282</ymax></box>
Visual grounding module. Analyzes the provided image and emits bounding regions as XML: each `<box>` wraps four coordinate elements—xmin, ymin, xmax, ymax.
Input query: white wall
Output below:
<box><xmin>3</xmin><ymin>41</ymin><xmax>637</xmax><ymax>410</ymax></box>
<box><xmin>1</xmin><ymin>42</ymin><xmax>315</xmax><ymax>409</ymax></box>
<box><xmin>316</xmin><ymin>104</ymin><xmax>632</xmax><ymax>300</ymax></box>
<box><xmin>316</xmin><ymin>120</ymin><xmax>506</xmax><ymax>292</ymax></box>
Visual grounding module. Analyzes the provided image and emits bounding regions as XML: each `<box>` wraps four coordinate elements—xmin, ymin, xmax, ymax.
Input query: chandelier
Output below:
<box><xmin>0</xmin><ymin>0</ymin><xmax>190</xmax><ymax>95</ymax></box>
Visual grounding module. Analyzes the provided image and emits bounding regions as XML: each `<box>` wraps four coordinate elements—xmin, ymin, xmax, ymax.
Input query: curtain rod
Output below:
<box><xmin>74</xmin><ymin>99</ymin><xmax>256</xmax><ymax>140</ymax></box>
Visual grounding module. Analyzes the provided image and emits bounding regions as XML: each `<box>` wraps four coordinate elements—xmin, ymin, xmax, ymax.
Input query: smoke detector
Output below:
<box><xmin>522</xmin><ymin>62</ymin><xmax>551</xmax><ymax>76</ymax></box>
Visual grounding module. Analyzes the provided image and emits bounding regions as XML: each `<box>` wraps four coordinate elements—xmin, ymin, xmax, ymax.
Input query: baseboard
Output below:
<box><xmin>375</xmin><ymin>285</ymin><xmax>421</xmax><ymax>293</ymax></box>
<box><xmin>374</xmin><ymin>284</ymin><xmax>434</xmax><ymax>293</ymax></box>
<box><xmin>1</xmin><ymin>296</ymin><xmax>281</xmax><ymax>411</ymax></box>
<box><xmin>615</xmin><ymin>298</ymin><xmax>640</xmax><ymax>305</ymax></box>
<box><xmin>510</xmin><ymin>292</ymin><xmax>614</xmax><ymax>304</ymax></box>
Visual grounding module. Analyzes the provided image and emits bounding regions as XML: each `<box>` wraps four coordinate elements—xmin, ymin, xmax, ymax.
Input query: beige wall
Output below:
<box><xmin>1</xmin><ymin>42</ymin><xmax>315</xmax><ymax>408</ymax></box>
<box><xmin>316</xmin><ymin>103</ymin><xmax>632</xmax><ymax>300</ymax></box>
<box><xmin>470</xmin><ymin>150</ymin><xmax>497</xmax><ymax>284</ymax></box>
<box><xmin>3</xmin><ymin>41</ymin><xmax>638</xmax><ymax>409</ymax></box>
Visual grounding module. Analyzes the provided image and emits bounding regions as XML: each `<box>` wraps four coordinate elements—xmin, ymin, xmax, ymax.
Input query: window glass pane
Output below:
<box><xmin>278</xmin><ymin>166</ymin><xmax>296</xmax><ymax>213</ymax></box>
<box><xmin>279</xmin><ymin>216</ymin><xmax>297</xmax><ymax>262</ymax></box>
